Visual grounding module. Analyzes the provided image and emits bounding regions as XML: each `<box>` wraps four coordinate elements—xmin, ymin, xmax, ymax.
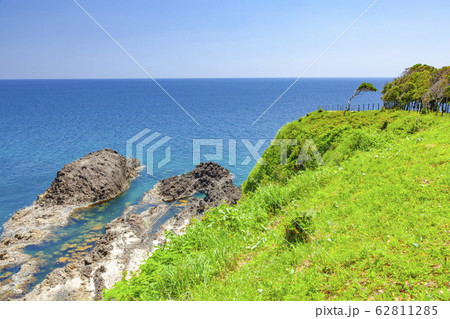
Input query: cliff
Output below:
<box><xmin>104</xmin><ymin>110</ymin><xmax>449</xmax><ymax>301</ymax></box>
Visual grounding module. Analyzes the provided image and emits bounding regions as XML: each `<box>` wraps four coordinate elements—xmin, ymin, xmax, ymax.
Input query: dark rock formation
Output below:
<box><xmin>0</xmin><ymin>149</ymin><xmax>140</xmax><ymax>300</ymax></box>
<box><xmin>37</xmin><ymin>148</ymin><xmax>140</xmax><ymax>207</ymax></box>
<box><xmin>25</xmin><ymin>162</ymin><xmax>241</xmax><ymax>301</ymax></box>
<box><xmin>158</xmin><ymin>162</ymin><xmax>241</xmax><ymax>206</ymax></box>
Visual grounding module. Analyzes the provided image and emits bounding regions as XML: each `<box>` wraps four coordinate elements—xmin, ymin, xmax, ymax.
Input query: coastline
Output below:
<box><xmin>0</xmin><ymin>149</ymin><xmax>140</xmax><ymax>300</ymax></box>
<box><xmin>24</xmin><ymin>162</ymin><xmax>241</xmax><ymax>300</ymax></box>
<box><xmin>0</xmin><ymin>154</ymin><xmax>240</xmax><ymax>300</ymax></box>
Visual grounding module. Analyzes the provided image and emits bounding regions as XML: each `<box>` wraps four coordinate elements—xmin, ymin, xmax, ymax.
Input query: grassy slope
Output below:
<box><xmin>105</xmin><ymin>110</ymin><xmax>449</xmax><ymax>301</ymax></box>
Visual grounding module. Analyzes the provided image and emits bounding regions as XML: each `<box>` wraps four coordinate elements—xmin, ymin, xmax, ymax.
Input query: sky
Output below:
<box><xmin>0</xmin><ymin>0</ymin><xmax>449</xmax><ymax>79</ymax></box>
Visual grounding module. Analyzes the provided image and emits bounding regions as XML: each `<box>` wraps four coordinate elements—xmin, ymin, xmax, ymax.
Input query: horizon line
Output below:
<box><xmin>0</xmin><ymin>76</ymin><xmax>395</xmax><ymax>81</ymax></box>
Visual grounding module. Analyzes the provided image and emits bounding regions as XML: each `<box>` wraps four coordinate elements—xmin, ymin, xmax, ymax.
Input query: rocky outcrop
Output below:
<box><xmin>25</xmin><ymin>162</ymin><xmax>241</xmax><ymax>301</ymax></box>
<box><xmin>155</xmin><ymin>161</ymin><xmax>241</xmax><ymax>204</ymax></box>
<box><xmin>36</xmin><ymin>149</ymin><xmax>140</xmax><ymax>207</ymax></box>
<box><xmin>0</xmin><ymin>149</ymin><xmax>140</xmax><ymax>300</ymax></box>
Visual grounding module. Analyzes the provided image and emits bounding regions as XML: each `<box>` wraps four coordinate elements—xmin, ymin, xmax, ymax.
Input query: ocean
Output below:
<box><xmin>0</xmin><ymin>78</ymin><xmax>390</xmax><ymax>286</ymax></box>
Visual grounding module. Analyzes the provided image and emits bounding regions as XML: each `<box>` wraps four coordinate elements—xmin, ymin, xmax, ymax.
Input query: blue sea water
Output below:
<box><xmin>0</xmin><ymin>78</ymin><xmax>390</xmax><ymax>286</ymax></box>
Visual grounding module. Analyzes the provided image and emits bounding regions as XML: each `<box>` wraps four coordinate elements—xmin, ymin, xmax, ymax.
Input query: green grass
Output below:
<box><xmin>104</xmin><ymin>110</ymin><xmax>449</xmax><ymax>301</ymax></box>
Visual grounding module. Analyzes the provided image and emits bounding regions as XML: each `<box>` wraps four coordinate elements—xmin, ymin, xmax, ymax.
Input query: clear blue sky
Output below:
<box><xmin>0</xmin><ymin>0</ymin><xmax>448</xmax><ymax>79</ymax></box>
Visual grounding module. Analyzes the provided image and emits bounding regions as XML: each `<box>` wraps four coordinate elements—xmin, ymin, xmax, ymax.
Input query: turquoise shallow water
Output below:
<box><xmin>23</xmin><ymin>197</ymin><xmax>185</xmax><ymax>287</ymax></box>
<box><xmin>0</xmin><ymin>78</ymin><xmax>390</xmax><ymax>288</ymax></box>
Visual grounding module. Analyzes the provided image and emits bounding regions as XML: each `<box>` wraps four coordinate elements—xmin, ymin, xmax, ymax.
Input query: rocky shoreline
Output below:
<box><xmin>24</xmin><ymin>162</ymin><xmax>241</xmax><ymax>301</ymax></box>
<box><xmin>0</xmin><ymin>149</ymin><xmax>140</xmax><ymax>300</ymax></box>
<box><xmin>0</xmin><ymin>149</ymin><xmax>241</xmax><ymax>300</ymax></box>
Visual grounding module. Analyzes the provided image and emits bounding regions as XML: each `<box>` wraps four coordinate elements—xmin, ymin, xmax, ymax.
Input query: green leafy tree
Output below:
<box><xmin>347</xmin><ymin>82</ymin><xmax>377</xmax><ymax>110</ymax></box>
<box><xmin>381</xmin><ymin>64</ymin><xmax>450</xmax><ymax>111</ymax></box>
<box><xmin>423</xmin><ymin>67</ymin><xmax>450</xmax><ymax>108</ymax></box>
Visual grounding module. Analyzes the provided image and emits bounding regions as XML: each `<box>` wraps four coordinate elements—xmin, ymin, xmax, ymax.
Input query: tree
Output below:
<box><xmin>380</xmin><ymin>64</ymin><xmax>450</xmax><ymax>111</ymax></box>
<box><xmin>347</xmin><ymin>82</ymin><xmax>377</xmax><ymax>111</ymax></box>
<box><xmin>423</xmin><ymin>67</ymin><xmax>450</xmax><ymax>110</ymax></box>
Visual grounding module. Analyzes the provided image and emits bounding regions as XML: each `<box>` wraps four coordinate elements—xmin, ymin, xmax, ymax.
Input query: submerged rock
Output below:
<box><xmin>25</xmin><ymin>162</ymin><xmax>241</xmax><ymax>301</ymax></box>
<box><xmin>0</xmin><ymin>149</ymin><xmax>140</xmax><ymax>300</ymax></box>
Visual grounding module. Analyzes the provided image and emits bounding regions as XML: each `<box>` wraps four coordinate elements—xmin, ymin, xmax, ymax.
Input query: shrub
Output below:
<box><xmin>285</xmin><ymin>212</ymin><xmax>314</xmax><ymax>244</ymax></box>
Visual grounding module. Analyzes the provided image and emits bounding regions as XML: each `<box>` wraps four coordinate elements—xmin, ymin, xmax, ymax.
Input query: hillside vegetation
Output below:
<box><xmin>105</xmin><ymin>110</ymin><xmax>449</xmax><ymax>301</ymax></box>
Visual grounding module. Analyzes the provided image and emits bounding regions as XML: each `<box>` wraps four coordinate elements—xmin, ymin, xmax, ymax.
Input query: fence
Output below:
<box><xmin>318</xmin><ymin>103</ymin><xmax>382</xmax><ymax>112</ymax></box>
<box><xmin>317</xmin><ymin>103</ymin><xmax>450</xmax><ymax>113</ymax></box>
